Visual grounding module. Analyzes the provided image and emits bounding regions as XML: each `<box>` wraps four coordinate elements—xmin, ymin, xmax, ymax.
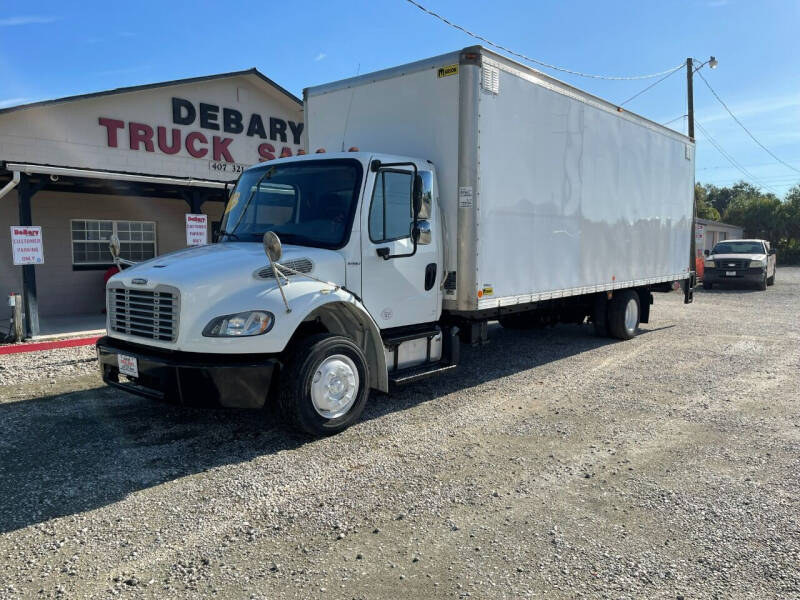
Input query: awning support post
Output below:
<box><xmin>17</xmin><ymin>174</ymin><xmax>45</xmax><ymax>339</ymax></box>
<box><xmin>184</xmin><ymin>189</ymin><xmax>206</xmax><ymax>214</ymax></box>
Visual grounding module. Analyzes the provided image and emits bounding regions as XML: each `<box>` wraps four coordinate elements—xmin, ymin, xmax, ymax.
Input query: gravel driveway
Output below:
<box><xmin>1</xmin><ymin>268</ymin><xmax>798</xmax><ymax>599</ymax></box>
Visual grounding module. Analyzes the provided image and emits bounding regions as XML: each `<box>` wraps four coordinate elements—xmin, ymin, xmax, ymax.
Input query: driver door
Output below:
<box><xmin>360</xmin><ymin>164</ymin><xmax>440</xmax><ymax>329</ymax></box>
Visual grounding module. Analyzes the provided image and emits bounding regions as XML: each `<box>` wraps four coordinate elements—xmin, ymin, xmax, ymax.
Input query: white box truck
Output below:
<box><xmin>97</xmin><ymin>47</ymin><xmax>696</xmax><ymax>434</ymax></box>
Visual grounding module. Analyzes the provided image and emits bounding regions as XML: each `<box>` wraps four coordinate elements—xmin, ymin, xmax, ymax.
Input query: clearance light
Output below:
<box><xmin>315</xmin><ymin>148</ymin><xmax>326</xmax><ymax>153</ymax></box>
<box><xmin>348</xmin><ymin>146</ymin><xmax>360</xmax><ymax>152</ymax></box>
<box><xmin>297</xmin><ymin>149</ymin><xmax>307</xmax><ymax>155</ymax></box>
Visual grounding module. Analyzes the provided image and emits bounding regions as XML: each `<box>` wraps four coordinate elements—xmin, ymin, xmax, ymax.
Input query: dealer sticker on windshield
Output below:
<box><xmin>118</xmin><ymin>354</ymin><xmax>139</xmax><ymax>378</ymax></box>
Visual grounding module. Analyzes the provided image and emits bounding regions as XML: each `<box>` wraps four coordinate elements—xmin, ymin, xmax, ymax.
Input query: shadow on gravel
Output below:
<box><xmin>0</xmin><ymin>320</ymin><xmax>634</xmax><ymax>533</ymax></box>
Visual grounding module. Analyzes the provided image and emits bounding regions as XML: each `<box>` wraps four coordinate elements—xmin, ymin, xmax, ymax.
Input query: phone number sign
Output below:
<box><xmin>10</xmin><ymin>226</ymin><xmax>44</xmax><ymax>265</ymax></box>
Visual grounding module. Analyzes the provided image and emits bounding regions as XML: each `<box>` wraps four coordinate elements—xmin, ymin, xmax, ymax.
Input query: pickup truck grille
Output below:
<box><xmin>108</xmin><ymin>285</ymin><xmax>179</xmax><ymax>342</ymax></box>
<box><xmin>714</xmin><ymin>259</ymin><xmax>749</xmax><ymax>269</ymax></box>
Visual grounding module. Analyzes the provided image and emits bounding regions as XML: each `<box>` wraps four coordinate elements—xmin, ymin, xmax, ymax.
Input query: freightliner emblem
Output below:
<box><xmin>132</xmin><ymin>278</ymin><xmax>148</xmax><ymax>285</ymax></box>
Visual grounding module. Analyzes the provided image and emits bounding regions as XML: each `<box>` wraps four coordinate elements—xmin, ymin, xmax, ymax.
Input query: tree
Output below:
<box><xmin>723</xmin><ymin>193</ymin><xmax>782</xmax><ymax>244</ymax></box>
<box><xmin>694</xmin><ymin>183</ymin><xmax>720</xmax><ymax>221</ymax></box>
<box><xmin>704</xmin><ymin>181</ymin><xmax>761</xmax><ymax>216</ymax></box>
<box><xmin>778</xmin><ymin>185</ymin><xmax>800</xmax><ymax>242</ymax></box>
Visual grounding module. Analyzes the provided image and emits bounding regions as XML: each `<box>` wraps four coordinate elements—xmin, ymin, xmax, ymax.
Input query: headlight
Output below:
<box><xmin>704</xmin><ymin>259</ymin><xmax>715</xmax><ymax>268</ymax></box>
<box><xmin>203</xmin><ymin>311</ymin><xmax>274</xmax><ymax>337</ymax></box>
<box><xmin>749</xmin><ymin>259</ymin><xmax>767</xmax><ymax>268</ymax></box>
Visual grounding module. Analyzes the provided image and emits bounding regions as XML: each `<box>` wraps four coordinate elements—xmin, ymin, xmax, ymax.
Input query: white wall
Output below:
<box><xmin>1</xmin><ymin>190</ymin><xmax>225</xmax><ymax>317</ymax></box>
<box><xmin>0</xmin><ymin>73</ymin><xmax>303</xmax><ymax>181</ymax></box>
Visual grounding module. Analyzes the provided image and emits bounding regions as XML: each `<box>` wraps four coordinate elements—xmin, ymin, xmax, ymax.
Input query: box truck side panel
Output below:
<box><xmin>475</xmin><ymin>60</ymin><xmax>693</xmax><ymax>309</ymax></box>
<box><xmin>305</xmin><ymin>56</ymin><xmax>461</xmax><ymax>284</ymax></box>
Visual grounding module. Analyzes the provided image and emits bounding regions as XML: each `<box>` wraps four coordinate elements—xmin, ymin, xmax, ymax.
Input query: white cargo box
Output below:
<box><xmin>305</xmin><ymin>46</ymin><xmax>694</xmax><ymax>313</ymax></box>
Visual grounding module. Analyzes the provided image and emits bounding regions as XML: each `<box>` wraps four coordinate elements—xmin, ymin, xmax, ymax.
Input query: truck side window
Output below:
<box><xmin>369</xmin><ymin>170</ymin><xmax>413</xmax><ymax>242</ymax></box>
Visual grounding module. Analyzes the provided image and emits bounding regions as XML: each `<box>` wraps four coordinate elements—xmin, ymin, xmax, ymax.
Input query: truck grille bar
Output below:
<box><xmin>714</xmin><ymin>259</ymin><xmax>749</xmax><ymax>269</ymax></box>
<box><xmin>108</xmin><ymin>285</ymin><xmax>179</xmax><ymax>342</ymax></box>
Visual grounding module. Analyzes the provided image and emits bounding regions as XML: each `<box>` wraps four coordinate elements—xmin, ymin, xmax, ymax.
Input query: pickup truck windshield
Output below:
<box><xmin>220</xmin><ymin>159</ymin><xmax>363</xmax><ymax>249</ymax></box>
<box><xmin>712</xmin><ymin>241</ymin><xmax>764</xmax><ymax>254</ymax></box>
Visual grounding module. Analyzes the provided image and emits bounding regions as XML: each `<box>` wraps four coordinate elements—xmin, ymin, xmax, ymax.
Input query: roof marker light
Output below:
<box><xmin>348</xmin><ymin>146</ymin><xmax>360</xmax><ymax>152</ymax></box>
<box><xmin>315</xmin><ymin>148</ymin><xmax>326</xmax><ymax>153</ymax></box>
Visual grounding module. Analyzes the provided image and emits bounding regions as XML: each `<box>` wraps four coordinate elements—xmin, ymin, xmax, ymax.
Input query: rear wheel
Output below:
<box><xmin>607</xmin><ymin>290</ymin><xmax>640</xmax><ymax>340</ymax></box>
<box><xmin>278</xmin><ymin>334</ymin><xmax>370</xmax><ymax>435</ymax></box>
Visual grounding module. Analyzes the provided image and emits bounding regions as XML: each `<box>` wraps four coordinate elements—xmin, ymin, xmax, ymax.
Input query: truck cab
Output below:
<box><xmin>97</xmin><ymin>152</ymin><xmax>451</xmax><ymax>434</ymax></box>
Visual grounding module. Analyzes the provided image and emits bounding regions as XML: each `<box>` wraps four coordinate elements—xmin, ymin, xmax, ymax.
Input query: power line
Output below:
<box><xmin>695</xmin><ymin>68</ymin><xmax>800</xmax><ymax>175</ymax></box>
<box><xmin>663</xmin><ymin>114</ymin><xmax>687</xmax><ymax>127</ymax></box>
<box><xmin>695</xmin><ymin>119</ymin><xmax>779</xmax><ymax>194</ymax></box>
<box><xmin>618</xmin><ymin>66</ymin><xmax>683</xmax><ymax>107</ymax></box>
<box><xmin>404</xmin><ymin>0</ymin><xmax>685</xmax><ymax>81</ymax></box>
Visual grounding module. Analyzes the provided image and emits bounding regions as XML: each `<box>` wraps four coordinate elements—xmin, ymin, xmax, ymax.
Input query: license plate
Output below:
<box><xmin>117</xmin><ymin>354</ymin><xmax>139</xmax><ymax>378</ymax></box>
<box><xmin>725</xmin><ymin>271</ymin><xmax>736</xmax><ymax>276</ymax></box>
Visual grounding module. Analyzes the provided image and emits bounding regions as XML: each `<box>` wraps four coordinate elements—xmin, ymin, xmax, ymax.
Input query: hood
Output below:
<box><xmin>112</xmin><ymin>242</ymin><xmax>346</xmax><ymax>291</ymax></box>
<box><xmin>709</xmin><ymin>253</ymin><xmax>766</xmax><ymax>262</ymax></box>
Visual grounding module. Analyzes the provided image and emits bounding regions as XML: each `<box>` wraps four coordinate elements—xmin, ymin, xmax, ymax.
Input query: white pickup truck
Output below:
<box><xmin>97</xmin><ymin>47</ymin><xmax>696</xmax><ymax>434</ymax></box>
<box><xmin>702</xmin><ymin>239</ymin><xmax>777</xmax><ymax>290</ymax></box>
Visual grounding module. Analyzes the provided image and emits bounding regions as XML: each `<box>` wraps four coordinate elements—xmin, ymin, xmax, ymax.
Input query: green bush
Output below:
<box><xmin>776</xmin><ymin>246</ymin><xmax>800</xmax><ymax>265</ymax></box>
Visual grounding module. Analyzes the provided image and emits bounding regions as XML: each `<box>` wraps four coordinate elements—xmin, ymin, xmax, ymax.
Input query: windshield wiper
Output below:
<box><xmin>218</xmin><ymin>230</ymin><xmax>240</xmax><ymax>240</ymax></box>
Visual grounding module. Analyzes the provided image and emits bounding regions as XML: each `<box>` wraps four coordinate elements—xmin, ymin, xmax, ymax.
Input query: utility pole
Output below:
<box><xmin>686</xmin><ymin>57</ymin><xmax>695</xmax><ymax>140</ymax></box>
<box><xmin>686</xmin><ymin>57</ymin><xmax>696</xmax><ymax>301</ymax></box>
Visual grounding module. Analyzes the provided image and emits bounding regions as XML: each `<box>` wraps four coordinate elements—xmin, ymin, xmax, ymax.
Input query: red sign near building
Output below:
<box><xmin>10</xmin><ymin>226</ymin><xmax>44</xmax><ymax>265</ymax></box>
<box><xmin>98</xmin><ymin>97</ymin><xmax>303</xmax><ymax>164</ymax></box>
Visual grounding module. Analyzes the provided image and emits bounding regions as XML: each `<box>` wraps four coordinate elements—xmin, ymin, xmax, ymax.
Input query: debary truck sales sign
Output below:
<box><xmin>10</xmin><ymin>226</ymin><xmax>44</xmax><ymax>265</ymax></box>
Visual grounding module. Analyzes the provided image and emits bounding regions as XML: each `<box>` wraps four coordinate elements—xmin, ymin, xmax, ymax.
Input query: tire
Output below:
<box><xmin>758</xmin><ymin>273</ymin><xmax>767</xmax><ymax>291</ymax></box>
<box><xmin>767</xmin><ymin>271</ymin><xmax>775</xmax><ymax>286</ymax></box>
<box><xmin>277</xmin><ymin>333</ymin><xmax>370</xmax><ymax>435</ymax></box>
<box><xmin>607</xmin><ymin>290</ymin><xmax>640</xmax><ymax>340</ymax></box>
<box><xmin>702</xmin><ymin>281</ymin><xmax>712</xmax><ymax>290</ymax></box>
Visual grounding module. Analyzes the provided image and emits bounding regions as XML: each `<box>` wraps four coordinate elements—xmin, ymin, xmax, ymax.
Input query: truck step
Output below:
<box><xmin>389</xmin><ymin>362</ymin><xmax>458</xmax><ymax>385</ymax></box>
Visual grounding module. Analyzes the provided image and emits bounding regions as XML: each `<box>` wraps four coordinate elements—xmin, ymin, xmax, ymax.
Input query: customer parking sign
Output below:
<box><xmin>10</xmin><ymin>226</ymin><xmax>44</xmax><ymax>265</ymax></box>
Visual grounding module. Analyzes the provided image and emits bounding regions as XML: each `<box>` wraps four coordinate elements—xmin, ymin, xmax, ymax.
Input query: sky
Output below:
<box><xmin>1</xmin><ymin>0</ymin><xmax>798</xmax><ymax>198</ymax></box>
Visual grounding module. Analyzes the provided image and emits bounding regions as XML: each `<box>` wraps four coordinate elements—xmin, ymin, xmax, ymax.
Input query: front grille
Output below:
<box><xmin>108</xmin><ymin>285</ymin><xmax>179</xmax><ymax>342</ymax></box>
<box><xmin>256</xmin><ymin>258</ymin><xmax>313</xmax><ymax>279</ymax></box>
<box><xmin>715</xmin><ymin>259</ymin><xmax>749</xmax><ymax>269</ymax></box>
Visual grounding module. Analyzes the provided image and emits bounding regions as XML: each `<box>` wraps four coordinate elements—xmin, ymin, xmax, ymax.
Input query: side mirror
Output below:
<box><xmin>703</xmin><ymin>249</ymin><xmax>710</xmax><ymax>257</ymax></box>
<box><xmin>262</xmin><ymin>231</ymin><xmax>282</xmax><ymax>262</ymax></box>
<box><xmin>769</xmin><ymin>248</ymin><xmax>776</xmax><ymax>255</ymax></box>
<box><xmin>413</xmin><ymin>174</ymin><xmax>424</xmax><ymax>217</ymax></box>
<box><xmin>414</xmin><ymin>220</ymin><xmax>432</xmax><ymax>245</ymax></box>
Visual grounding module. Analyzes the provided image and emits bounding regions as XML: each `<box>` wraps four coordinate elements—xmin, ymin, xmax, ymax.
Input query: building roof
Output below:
<box><xmin>696</xmin><ymin>217</ymin><xmax>743</xmax><ymax>230</ymax></box>
<box><xmin>0</xmin><ymin>68</ymin><xmax>302</xmax><ymax>116</ymax></box>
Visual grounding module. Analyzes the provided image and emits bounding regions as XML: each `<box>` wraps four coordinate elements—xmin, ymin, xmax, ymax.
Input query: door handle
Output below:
<box><xmin>424</xmin><ymin>263</ymin><xmax>437</xmax><ymax>290</ymax></box>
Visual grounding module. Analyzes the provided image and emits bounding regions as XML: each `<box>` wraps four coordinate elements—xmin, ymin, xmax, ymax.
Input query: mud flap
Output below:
<box><xmin>683</xmin><ymin>272</ymin><xmax>696</xmax><ymax>304</ymax></box>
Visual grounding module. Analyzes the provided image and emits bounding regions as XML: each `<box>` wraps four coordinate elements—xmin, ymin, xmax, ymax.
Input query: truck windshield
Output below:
<box><xmin>712</xmin><ymin>241</ymin><xmax>764</xmax><ymax>254</ymax></box>
<box><xmin>220</xmin><ymin>159</ymin><xmax>363</xmax><ymax>249</ymax></box>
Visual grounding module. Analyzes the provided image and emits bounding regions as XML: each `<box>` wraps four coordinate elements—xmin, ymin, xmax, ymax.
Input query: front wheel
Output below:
<box><xmin>758</xmin><ymin>273</ymin><xmax>768</xmax><ymax>291</ymax></box>
<box><xmin>767</xmin><ymin>271</ymin><xmax>775</xmax><ymax>286</ymax></box>
<box><xmin>278</xmin><ymin>334</ymin><xmax>370</xmax><ymax>435</ymax></box>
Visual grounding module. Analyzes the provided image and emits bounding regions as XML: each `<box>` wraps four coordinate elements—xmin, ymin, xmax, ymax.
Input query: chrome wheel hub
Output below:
<box><xmin>310</xmin><ymin>354</ymin><xmax>359</xmax><ymax>419</ymax></box>
<box><xmin>624</xmin><ymin>297</ymin><xmax>638</xmax><ymax>333</ymax></box>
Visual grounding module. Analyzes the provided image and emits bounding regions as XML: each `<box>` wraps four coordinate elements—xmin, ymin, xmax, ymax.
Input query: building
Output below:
<box><xmin>0</xmin><ymin>70</ymin><xmax>303</xmax><ymax>337</ymax></box>
<box><xmin>695</xmin><ymin>218</ymin><xmax>744</xmax><ymax>255</ymax></box>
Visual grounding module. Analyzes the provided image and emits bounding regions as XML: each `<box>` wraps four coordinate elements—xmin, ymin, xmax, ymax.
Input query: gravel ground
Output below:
<box><xmin>0</xmin><ymin>268</ymin><xmax>798</xmax><ymax>600</ymax></box>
